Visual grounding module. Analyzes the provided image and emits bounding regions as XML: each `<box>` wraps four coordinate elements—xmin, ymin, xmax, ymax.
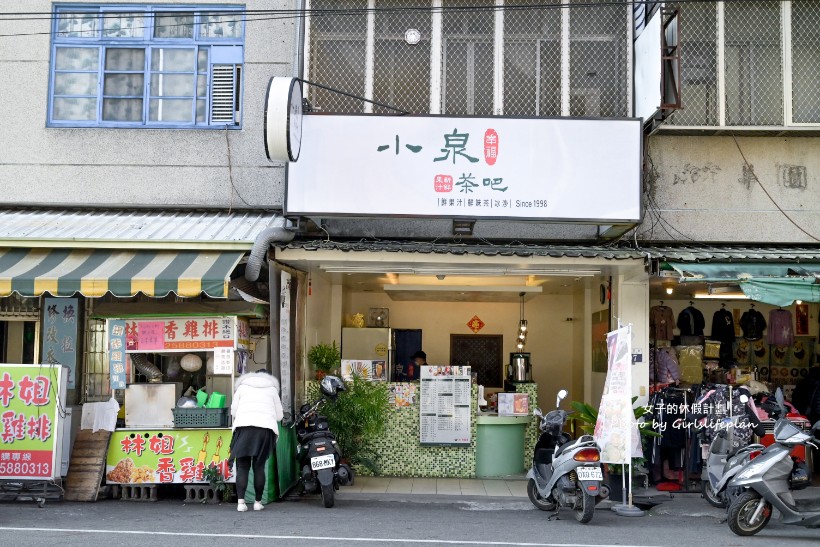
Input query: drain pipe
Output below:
<box><xmin>245</xmin><ymin>216</ymin><xmax>294</xmax><ymax>282</ymax></box>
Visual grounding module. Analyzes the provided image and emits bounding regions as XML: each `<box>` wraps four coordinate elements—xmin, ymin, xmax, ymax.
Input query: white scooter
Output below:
<box><xmin>726</xmin><ymin>388</ymin><xmax>820</xmax><ymax>536</ymax></box>
<box><xmin>526</xmin><ymin>389</ymin><xmax>605</xmax><ymax>524</ymax></box>
<box><xmin>701</xmin><ymin>394</ymin><xmax>766</xmax><ymax>508</ymax></box>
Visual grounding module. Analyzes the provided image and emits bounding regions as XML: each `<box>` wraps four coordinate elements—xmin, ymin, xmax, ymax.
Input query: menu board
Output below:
<box><xmin>420</xmin><ymin>366</ymin><xmax>472</xmax><ymax>446</ymax></box>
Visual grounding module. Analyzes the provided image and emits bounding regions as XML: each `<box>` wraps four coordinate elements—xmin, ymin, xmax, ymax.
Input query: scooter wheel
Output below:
<box><xmin>321</xmin><ymin>483</ymin><xmax>335</xmax><ymax>508</ymax></box>
<box><xmin>527</xmin><ymin>479</ymin><xmax>556</xmax><ymax>511</ymax></box>
<box><xmin>701</xmin><ymin>480</ymin><xmax>728</xmax><ymax>509</ymax></box>
<box><xmin>727</xmin><ymin>491</ymin><xmax>772</xmax><ymax>536</ymax></box>
<box><xmin>574</xmin><ymin>491</ymin><xmax>595</xmax><ymax>524</ymax></box>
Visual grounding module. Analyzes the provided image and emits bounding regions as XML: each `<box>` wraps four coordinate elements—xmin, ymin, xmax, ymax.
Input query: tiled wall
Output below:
<box><xmin>514</xmin><ymin>383</ymin><xmax>539</xmax><ymax>471</ymax></box>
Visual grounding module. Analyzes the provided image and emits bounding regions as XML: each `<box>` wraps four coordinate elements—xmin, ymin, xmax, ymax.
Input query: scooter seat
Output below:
<box><xmin>535</xmin><ymin>447</ymin><xmax>554</xmax><ymax>465</ymax></box>
<box><xmin>554</xmin><ymin>440</ymin><xmax>572</xmax><ymax>458</ymax></box>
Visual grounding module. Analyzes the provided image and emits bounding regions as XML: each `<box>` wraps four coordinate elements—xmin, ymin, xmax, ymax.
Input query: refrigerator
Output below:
<box><xmin>342</xmin><ymin>327</ymin><xmax>392</xmax><ymax>381</ymax></box>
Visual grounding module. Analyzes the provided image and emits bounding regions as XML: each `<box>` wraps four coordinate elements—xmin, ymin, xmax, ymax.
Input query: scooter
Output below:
<box><xmin>526</xmin><ymin>389</ymin><xmax>605</xmax><ymax>524</ymax></box>
<box><xmin>292</xmin><ymin>375</ymin><xmax>353</xmax><ymax>508</ymax></box>
<box><xmin>701</xmin><ymin>394</ymin><xmax>766</xmax><ymax>508</ymax></box>
<box><xmin>725</xmin><ymin>388</ymin><xmax>820</xmax><ymax>536</ymax></box>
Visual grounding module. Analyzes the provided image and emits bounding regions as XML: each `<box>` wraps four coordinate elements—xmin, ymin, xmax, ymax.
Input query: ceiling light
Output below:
<box><xmin>796</xmin><ymin>299</ymin><xmax>803</xmax><ymax>305</ymax></box>
<box><xmin>694</xmin><ymin>293</ymin><xmax>749</xmax><ymax>300</ymax></box>
<box><xmin>665</xmin><ymin>286</ymin><xmax>674</xmax><ymax>295</ymax></box>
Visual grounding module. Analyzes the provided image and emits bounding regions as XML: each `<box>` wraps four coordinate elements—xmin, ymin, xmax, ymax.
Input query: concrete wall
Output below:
<box><xmin>0</xmin><ymin>1</ymin><xmax>296</xmax><ymax>209</ymax></box>
<box><xmin>643</xmin><ymin>135</ymin><xmax>820</xmax><ymax>243</ymax></box>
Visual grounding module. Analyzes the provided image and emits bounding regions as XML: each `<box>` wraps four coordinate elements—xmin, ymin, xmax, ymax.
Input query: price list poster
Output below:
<box><xmin>420</xmin><ymin>366</ymin><xmax>472</xmax><ymax>446</ymax></box>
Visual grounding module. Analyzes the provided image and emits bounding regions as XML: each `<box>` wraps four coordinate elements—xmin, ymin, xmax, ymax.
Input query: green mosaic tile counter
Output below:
<box><xmin>357</xmin><ymin>383</ymin><xmax>539</xmax><ymax>478</ymax></box>
<box><xmin>364</xmin><ymin>383</ymin><xmax>478</xmax><ymax>478</ymax></box>
<box><xmin>513</xmin><ymin>383</ymin><xmax>539</xmax><ymax>471</ymax></box>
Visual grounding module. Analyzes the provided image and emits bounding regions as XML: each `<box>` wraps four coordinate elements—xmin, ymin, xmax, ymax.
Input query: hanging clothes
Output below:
<box><xmin>677</xmin><ymin>305</ymin><xmax>705</xmax><ymax>337</ymax></box>
<box><xmin>740</xmin><ymin>308</ymin><xmax>767</xmax><ymax>341</ymax></box>
<box><xmin>767</xmin><ymin>308</ymin><xmax>795</xmax><ymax>346</ymax></box>
<box><xmin>650</xmin><ymin>305</ymin><xmax>675</xmax><ymax>341</ymax></box>
<box><xmin>711</xmin><ymin>308</ymin><xmax>737</xmax><ymax>368</ymax></box>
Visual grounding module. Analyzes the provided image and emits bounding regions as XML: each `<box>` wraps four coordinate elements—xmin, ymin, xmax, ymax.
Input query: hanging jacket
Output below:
<box><xmin>651</xmin><ymin>347</ymin><xmax>682</xmax><ymax>385</ymax></box>
<box><xmin>677</xmin><ymin>306</ymin><xmax>705</xmax><ymax>336</ymax></box>
<box><xmin>650</xmin><ymin>305</ymin><xmax>675</xmax><ymax>341</ymax></box>
<box><xmin>710</xmin><ymin>308</ymin><xmax>736</xmax><ymax>344</ymax></box>
<box><xmin>739</xmin><ymin>309</ymin><xmax>767</xmax><ymax>341</ymax></box>
<box><xmin>767</xmin><ymin>308</ymin><xmax>794</xmax><ymax>346</ymax></box>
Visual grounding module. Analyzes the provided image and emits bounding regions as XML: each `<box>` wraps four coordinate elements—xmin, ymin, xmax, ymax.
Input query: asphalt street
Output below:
<box><xmin>1</xmin><ymin>491</ymin><xmax>818</xmax><ymax>547</ymax></box>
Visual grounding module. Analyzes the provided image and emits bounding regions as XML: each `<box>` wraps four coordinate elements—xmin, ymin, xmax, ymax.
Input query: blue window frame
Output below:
<box><xmin>49</xmin><ymin>4</ymin><xmax>245</xmax><ymax>128</ymax></box>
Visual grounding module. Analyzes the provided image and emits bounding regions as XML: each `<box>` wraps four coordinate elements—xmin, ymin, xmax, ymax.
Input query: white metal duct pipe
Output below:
<box><xmin>245</xmin><ymin>217</ymin><xmax>294</xmax><ymax>282</ymax></box>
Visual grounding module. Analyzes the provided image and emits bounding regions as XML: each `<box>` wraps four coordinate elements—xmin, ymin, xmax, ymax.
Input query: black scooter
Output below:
<box><xmin>292</xmin><ymin>375</ymin><xmax>353</xmax><ymax>508</ymax></box>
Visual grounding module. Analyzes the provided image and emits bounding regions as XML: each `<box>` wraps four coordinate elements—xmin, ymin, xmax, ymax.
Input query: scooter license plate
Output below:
<box><xmin>310</xmin><ymin>455</ymin><xmax>335</xmax><ymax>470</ymax></box>
<box><xmin>577</xmin><ymin>467</ymin><xmax>602</xmax><ymax>481</ymax></box>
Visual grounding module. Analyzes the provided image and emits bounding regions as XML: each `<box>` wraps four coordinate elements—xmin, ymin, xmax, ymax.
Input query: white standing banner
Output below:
<box><xmin>594</xmin><ymin>326</ymin><xmax>642</xmax><ymax>464</ymax></box>
<box><xmin>287</xmin><ymin>114</ymin><xmax>641</xmax><ymax>222</ymax></box>
<box><xmin>279</xmin><ymin>271</ymin><xmax>292</xmax><ymax>415</ymax></box>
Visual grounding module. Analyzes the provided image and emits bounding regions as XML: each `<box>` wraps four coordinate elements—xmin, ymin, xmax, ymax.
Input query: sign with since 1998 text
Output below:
<box><xmin>286</xmin><ymin>114</ymin><xmax>641</xmax><ymax>222</ymax></box>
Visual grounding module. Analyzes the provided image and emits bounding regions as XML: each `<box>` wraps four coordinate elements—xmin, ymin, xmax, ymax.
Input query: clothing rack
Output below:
<box><xmin>650</xmin><ymin>386</ymin><xmax>700</xmax><ymax>493</ymax></box>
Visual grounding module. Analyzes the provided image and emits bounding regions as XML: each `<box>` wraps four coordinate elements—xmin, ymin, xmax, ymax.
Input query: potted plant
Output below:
<box><xmin>308</xmin><ymin>372</ymin><xmax>391</xmax><ymax>474</ymax></box>
<box><xmin>570</xmin><ymin>397</ymin><xmax>660</xmax><ymax>502</ymax></box>
<box><xmin>202</xmin><ymin>462</ymin><xmax>234</xmax><ymax>503</ymax></box>
<box><xmin>308</xmin><ymin>341</ymin><xmax>341</xmax><ymax>380</ymax></box>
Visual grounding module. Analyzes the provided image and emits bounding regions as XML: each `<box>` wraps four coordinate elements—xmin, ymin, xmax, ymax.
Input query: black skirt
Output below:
<box><xmin>229</xmin><ymin>426</ymin><xmax>274</xmax><ymax>462</ymax></box>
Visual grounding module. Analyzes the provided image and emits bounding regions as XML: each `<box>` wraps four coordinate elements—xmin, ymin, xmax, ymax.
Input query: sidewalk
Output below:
<box><xmin>345</xmin><ymin>476</ymin><xmax>528</xmax><ymax>498</ymax></box>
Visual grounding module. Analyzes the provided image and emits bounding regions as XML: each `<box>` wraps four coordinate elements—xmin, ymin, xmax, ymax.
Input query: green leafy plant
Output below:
<box><xmin>308</xmin><ymin>341</ymin><xmax>341</xmax><ymax>376</ymax></box>
<box><xmin>202</xmin><ymin>463</ymin><xmax>234</xmax><ymax>503</ymax></box>
<box><xmin>308</xmin><ymin>373</ymin><xmax>391</xmax><ymax>474</ymax></box>
<box><xmin>570</xmin><ymin>397</ymin><xmax>660</xmax><ymax>474</ymax></box>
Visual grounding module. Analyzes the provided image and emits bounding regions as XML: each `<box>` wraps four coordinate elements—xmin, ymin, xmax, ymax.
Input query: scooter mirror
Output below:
<box><xmin>556</xmin><ymin>389</ymin><xmax>568</xmax><ymax>408</ymax></box>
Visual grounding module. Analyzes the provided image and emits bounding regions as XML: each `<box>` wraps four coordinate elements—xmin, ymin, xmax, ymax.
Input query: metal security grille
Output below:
<box><xmin>568</xmin><ymin>0</ymin><xmax>628</xmax><ymax>118</ymax></box>
<box><xmin>82</xmin><ymin>318</ymin><xmax>111</xmax><ymax>402</ymax></box>
<box><xmin>373</xmin><ymin>0</ymin><xmax>432</xmax><ymax>114</ymax></box>
<box><xmin>791</xmin><ymin>1</ymin><xmax>820</xmax><ymax>123</ymax></box>
<box><xmin>442</xmin><ymin>0</ymin><xmax>495</xmax><ymax>115</ymax></box>
<box><xmin>724</xmin><ymin>1</ymin><xmax>783</xmax><ymax>126</ymax></box>
<box><xmin>666</xmin><ymin>2</ymin><xmax>718</xmax><ymax>126</ymax></box>
<box><xmin>307</xmin><ymin>0</ymin><xmax>368</xmax><ymax>113</ymax></box>
<box><xmin>450</xmin><ymin>334</ymin><xmax>503</xmax><ymax>388</ymax></box>
<box><xmin>306</xmin><ymin>1</ymin><xmax>631</xmax><ymax>117</ymax></box>
<box><xmin>503</xmin><ymin>0</ymin><xmax>562</xmax><ymax>116</ymax></box>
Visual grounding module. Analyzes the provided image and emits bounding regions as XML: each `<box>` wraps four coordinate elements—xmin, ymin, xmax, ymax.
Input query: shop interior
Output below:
<box><xmin>283</xmin><ymin>250</ymin><xmax>649</xmax><ymax>413</ymax></box>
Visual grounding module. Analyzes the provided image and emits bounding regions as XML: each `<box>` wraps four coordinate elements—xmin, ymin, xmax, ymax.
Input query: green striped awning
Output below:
<box><xmin>0</xmin><ymin>248</ymin><xmax>243</xmax><ymax>298</ymax></box>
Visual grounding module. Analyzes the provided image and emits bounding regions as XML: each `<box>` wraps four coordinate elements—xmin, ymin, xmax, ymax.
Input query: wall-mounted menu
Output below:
<box><xmin>420</xmin><ymin>365</ymin><xmax>472</xmax><ymax>446</ymax></box>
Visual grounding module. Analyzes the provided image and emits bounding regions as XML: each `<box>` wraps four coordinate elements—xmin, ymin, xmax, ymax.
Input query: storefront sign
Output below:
<box><xmin>121</xmin><ymin>317</ymin><xmax>242</xmax><ymax>352</ymax></box>
<box><xmin>0</xmin><ymin>364</ymin><xmax>65</xmax><ymax>480</ymax></box>
<box><xmin>287</xmin><ymin>114</ymin><xmax>641</xmax><ymax>222</ymax></box>
<box><xmin>108</xmin><ymin>320</ymin><xmax>127</xmax><ymax>389</ymax></box>
<box><xmin>106</xmin><ymin>429</ymin><xmax>234</xmax><ymax>484</ymax></box>
<box><xmin>41</xmin><ymin>297</ymin><xmax>78</xmax><ymax>388</ymax></box>
<box><xmin>594</xmin><ymin>327</ymin><xmax>642</xmax><ymax>464</ymax></box>
<box><xmin>420</xmin><ymin>365</ymin><xmax>472</xmax><ymax>446</ymax></box>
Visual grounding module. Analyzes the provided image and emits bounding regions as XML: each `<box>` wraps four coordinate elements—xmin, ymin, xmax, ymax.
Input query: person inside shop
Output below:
<box><xmin>229</xmin><ymin>368</ymin><xmax>284</xmax><ymax>512</ymax></box>
<box><xmin>792</xmin><ymin>363</ymin><xmax>820</xmax><ymax>426</ymax></box>
<box><xmin>404</xmin><ymin>350</ymin><xmax>426</xmax><ymax>381</ymax></box>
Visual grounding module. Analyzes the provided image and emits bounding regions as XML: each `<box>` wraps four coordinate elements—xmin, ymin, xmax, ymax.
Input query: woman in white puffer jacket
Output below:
<box><xmin>229</xmin><ymin>369</ymin><xmax>284</xmax><ymax>512</ymax></box>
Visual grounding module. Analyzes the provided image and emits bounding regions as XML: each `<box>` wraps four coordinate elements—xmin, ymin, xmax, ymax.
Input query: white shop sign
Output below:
<box><xmin>286</xmin><ymin>114</ymin><xmax>641</xmax><ymax>222</ymax></box>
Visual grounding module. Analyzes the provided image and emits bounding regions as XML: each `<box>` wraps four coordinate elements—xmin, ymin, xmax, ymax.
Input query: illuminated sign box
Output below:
<box><xmin>286</xmin><ymin>114</ymin><xmax>641</xmax><ymax>223</ymax></box>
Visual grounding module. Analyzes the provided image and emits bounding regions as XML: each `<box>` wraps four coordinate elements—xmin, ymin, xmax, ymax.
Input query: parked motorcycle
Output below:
<box><xmin>701</xmin><ymin>394</ymin><xmax>766</xmax><ymax>508</ymax></box>
<box><xmin>292</xmin><ymin>375</ymin><xmax>353</xmax><ymax>508</ymax></box>
<box><xmin>726</xmin><ymin>388</ymin><xmax>820</xmax><ymax>536</ymax></box>
<box><xmin>526</xmin><ymin>389</ymin><xmax>605</xmax><ymax>524</ymax></box>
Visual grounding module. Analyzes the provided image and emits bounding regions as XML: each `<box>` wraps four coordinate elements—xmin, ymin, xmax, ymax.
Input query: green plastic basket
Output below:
<box><xmin>172</xmin><ymin>407</ymin><xmax>230</xmax><ymax>428</ymax></box>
